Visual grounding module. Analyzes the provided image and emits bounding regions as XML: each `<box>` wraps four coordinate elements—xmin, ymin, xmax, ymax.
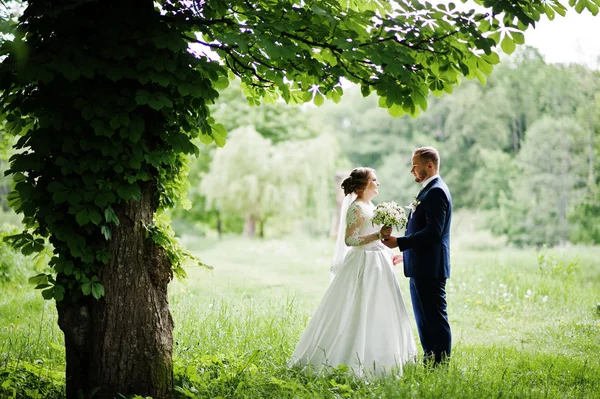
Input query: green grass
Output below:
<box><xmin>1</xmin><ymin>214</ymin><xmax>600</xmax><ymax>398</ymax></box>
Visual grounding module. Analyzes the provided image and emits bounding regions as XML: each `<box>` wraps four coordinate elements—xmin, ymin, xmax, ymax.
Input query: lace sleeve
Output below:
<box><xmin>345</xmin><ymin>203</ymin><xmax>378</xmax><ymax>247</ymax></box>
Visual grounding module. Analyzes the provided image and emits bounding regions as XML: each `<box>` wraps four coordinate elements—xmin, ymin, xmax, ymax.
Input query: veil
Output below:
<box><xmin>330</xmin><ymin>192</ymin><xmax>357</xmax><ymax>281</ymax></box>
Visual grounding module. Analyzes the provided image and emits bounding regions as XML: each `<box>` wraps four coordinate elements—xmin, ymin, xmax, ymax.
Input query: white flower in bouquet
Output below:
<box><xmin>372</xmin><ymin>201</ymin><xmax>408</xmax><ymax>230</ymax></box>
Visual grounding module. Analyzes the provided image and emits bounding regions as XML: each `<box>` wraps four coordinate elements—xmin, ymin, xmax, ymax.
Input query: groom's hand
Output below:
<box><xmin>382</xmin><ymin>236</ymin><xmax>398</xmax><ymax>248</ymax></box>
<box><xmin>380</xmin><ymin>226</ymin><xmax>393</xmax><ymax>238</ymax></box>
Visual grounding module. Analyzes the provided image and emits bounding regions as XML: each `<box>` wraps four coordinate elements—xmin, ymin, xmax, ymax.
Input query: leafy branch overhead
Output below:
<box><xmin>169</xmin><ymin>0</ymin><xmax>599</xmax><ymax>117</ymax></box>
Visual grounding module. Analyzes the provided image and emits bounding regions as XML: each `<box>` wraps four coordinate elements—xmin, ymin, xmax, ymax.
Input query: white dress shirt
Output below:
<box><xmin>420</xmin><ymin>174</ymin><xmax>440</xmax><ymax>192</ymax></box>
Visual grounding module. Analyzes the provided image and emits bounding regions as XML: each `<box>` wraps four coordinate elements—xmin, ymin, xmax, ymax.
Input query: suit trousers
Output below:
<box><xmin>409</xmin><ymin>277</ymin><xmax>452</xmax><ymax>364</ymax></box>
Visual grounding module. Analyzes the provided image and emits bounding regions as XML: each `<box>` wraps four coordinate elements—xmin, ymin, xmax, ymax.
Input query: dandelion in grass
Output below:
<box><xmin>372</xmin><ymin>201</ymin><xmax>408</xmax><ymax>230</ymax></box>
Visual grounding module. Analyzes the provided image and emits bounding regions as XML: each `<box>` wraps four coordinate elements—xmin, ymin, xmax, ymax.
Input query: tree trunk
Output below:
<box><xmin>258</xmin><ymin>220</ymin><xmax>264</xmax><ymax>238</ymax></box>
<box><xmin>50</xmin><ymin>1</ymin><xmax>173</xmax><ymax>397</ymax></box>
<box><xmin>58</xmin><ymin>184</ymin><xmax>173</xmax><ymax>399</ymax></box>
<box><xmin>216</xmin><ymin>210</ymin><xmax>223</xmax><ymax>239</ymax></box>
<box><xmin>244</xmin><ymin>216</ymin><xmax>256</xmax><ymax>237</ymax></box>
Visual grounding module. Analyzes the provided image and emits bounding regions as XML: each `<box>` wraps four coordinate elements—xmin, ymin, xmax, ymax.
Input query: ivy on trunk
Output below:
<box><xmin>0</xmin><ymin>1</ymin><xmax>222</xmax><ymax>397</ymax></box>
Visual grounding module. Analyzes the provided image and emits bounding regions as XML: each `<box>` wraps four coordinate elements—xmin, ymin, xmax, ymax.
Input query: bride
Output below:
<box><xmin>289</xmin><ymin>167</ymin><xmax>416</xmax><ymax>377</ymax></box>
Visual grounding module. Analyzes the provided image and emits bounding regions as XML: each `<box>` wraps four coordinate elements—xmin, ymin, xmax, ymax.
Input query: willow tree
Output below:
<box><xmin>201</xmin><ymin>126</ymin><xmax>336</xmax><ymax>237</ymax></box>
<box><xmin>1</xmin><ymin>0</ymin><xmax>598</xmax><ymax>398</ymax></box>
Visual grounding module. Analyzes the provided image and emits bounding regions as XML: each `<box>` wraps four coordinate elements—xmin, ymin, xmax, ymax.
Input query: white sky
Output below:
<box><xmin>440</xmin><ymin>0</ymin><xmax>600</xmax><ymax>69</ymax></box>
<box><xmin>524</xmin><ymin>10</ymin><xmax>600</xmax><ymax>69</ymax></box>
<box><xmin>189</xmin><ymin>2</ymin><xmax>600</xmax><ymax>70</ymax></box>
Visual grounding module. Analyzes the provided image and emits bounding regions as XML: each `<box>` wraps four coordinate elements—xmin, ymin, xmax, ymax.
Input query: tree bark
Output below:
<box><xmin>216</xmin><ymin>210</ymin><xmax>223</xmax><ymax>239</ymax></box>
<box><xmin>244</xmin><ymin>216</ymin><xmax>256</xmax><ymax>237</ymax></box>
<box><xmin>57</xmin><ymin>299</ymin><xmax>93</xmax><ymax>398</ymax></box>
<box><xmin>258</xmin><ymin>220</ymin><xmax>265</xmax><ymax>238</ymax></box>
<box><xmin>58</xmin><ymin>185</ymin><xmax>173</xmax><ymax>399</ymax></box>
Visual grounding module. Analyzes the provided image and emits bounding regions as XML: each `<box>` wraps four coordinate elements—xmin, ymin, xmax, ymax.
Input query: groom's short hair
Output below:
<box><xmin>413</xmin><ymin>147</ymin><xmax>440</xmax><ymax>169</ymax></box>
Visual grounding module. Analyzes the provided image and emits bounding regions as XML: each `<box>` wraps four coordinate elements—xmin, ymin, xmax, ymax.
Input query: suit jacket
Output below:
<box><xmin>397</xmin><ymin>177</ymin><xmax>452</xmax><ymax>279</ymax></box>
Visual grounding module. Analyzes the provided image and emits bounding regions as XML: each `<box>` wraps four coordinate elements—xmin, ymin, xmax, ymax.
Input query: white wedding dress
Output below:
<box><xmin>289</xmin><ymin>200</ymin><xmax>417</xmax><ymax>377</ymax></box>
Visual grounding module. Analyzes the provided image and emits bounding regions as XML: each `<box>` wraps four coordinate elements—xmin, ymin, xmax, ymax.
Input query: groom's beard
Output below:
<box><xmin>414</xmin><ymin>170</ymin><xmax>427</xmax><ymax>183</ymax></box>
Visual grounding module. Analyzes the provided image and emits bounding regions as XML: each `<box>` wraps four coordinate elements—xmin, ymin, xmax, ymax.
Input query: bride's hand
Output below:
<box><xmin>392</xmin><ymin>254</ymin><xmax>403</xmax><ymax>265</ymax></box>
<box><xmin>380</xmin><ymin>226</ymin><xmax>393</xmax><ymax>238</ymax></box>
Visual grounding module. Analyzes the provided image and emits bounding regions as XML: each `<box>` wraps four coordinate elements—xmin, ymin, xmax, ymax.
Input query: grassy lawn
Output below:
<box><xmin>1</xmin><ymin>213</ymin><xmax>600</xmax><ymax>398</ymax></box>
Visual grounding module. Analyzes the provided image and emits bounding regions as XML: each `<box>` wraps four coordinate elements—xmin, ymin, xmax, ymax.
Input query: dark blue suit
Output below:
<box><xmin>397</xmin><ymin>176</ymin><xmax>452</xmax><ymax>364</ymax></box>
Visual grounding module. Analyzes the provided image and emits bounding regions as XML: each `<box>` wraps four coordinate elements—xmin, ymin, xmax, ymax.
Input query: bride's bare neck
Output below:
<box><xmin>355</xmin><ymin>193</ymin><xmax>374</xmax><ymax>203</ymax></box>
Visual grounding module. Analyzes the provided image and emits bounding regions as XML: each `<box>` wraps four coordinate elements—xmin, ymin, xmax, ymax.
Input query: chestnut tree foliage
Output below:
<box><xmin>0</xmin><ymin>0</ymin><xmax>598</xmax><ymax>397</ymax></box>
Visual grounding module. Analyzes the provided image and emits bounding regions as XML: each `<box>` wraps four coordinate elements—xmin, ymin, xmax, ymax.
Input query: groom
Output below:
<box><xmin>381</xmin><ymin>146</ymin><xmax>452</xmax><ymax>366</ymax></box>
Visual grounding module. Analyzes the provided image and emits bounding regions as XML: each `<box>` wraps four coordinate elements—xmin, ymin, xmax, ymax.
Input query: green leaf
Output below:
<box><xmin>41</xmin><ymin>288</ymin><xmax>54</xmax><ymax>300</ymax></box>
<box><xmin>81</xmin><ymin>106</ymin><xmax>94</xmax><ymax>121</ymax></box>
<box><xmin>552</xmin><ymin>2</ymin><xmax>568</xmax><ymax>16</ymax></box>
<box><xmin>104</xmin><ymin>206</ymin><xmax>120</xmax><ymax>225</ymax></box>
<box><xmin>66</xmin><ymin>234</ymin><xmax>86</xmax><ymax>258</ymax></box>
<box><xmin>587</xmin><ymin>0</ymin><xmax>599</xmax><ymax>15</ymax></box>
<box><xmin>33</xmin><ymin>238</ymin><xmax>44</xmax><ymax>252</ymax></box>
<box><xmin>511</xmin><ymin>31</ymin><xmax>525</xmax><ymax>45</ymax></box>
<box><xmin>54</xmin><ymin>284</ymin><xmax>65</xmax><ymax>301</ymax></box>
<box><xmin>388</xmin><ymin>104</ymin><xmax>405</xmax><ymax>118</ymax></box>
<box><xmin>412</xmin><ymin>89</ymin><xmax>428</xmax><ymax>111</ymax></box>
<box><xmin>214</xmin><ymin>75</ymin><xmax>230</xmax><ymax>90</ymax></box>
<box><xmin>89</xmin><ymin>209</ymin><xmax>102</xmax><ymax>225</ymax></box>
<box><xmin>313</xmin><ymin>92</ymin><xmax>325</xmax><ymax>107</ymax></box>
<box><xmin>330</xmin><ymin>86</ymin><xmax>343</xmax><ymax>104</ymax></box>
<box><xmin>76</xmin><ymin>209</ymin><xmax>90</xmax><ymax>226</ymax></box>
<box><xmin>47</xmin><ymin>181</ymin><xmax>66</xmax><ymax>193</ymax></box>
<box><xmin>544</xmin><ymin>4</ymin><xmax>556</xmax><ymax>20</ymax></box>
<box><xmin>91</xmin><ymin>283</ymin><xmax>105</xmax><ymax>299</ymax></box>
<box><xmin>500</xmin><ymin>35</ymin><xmax>516</xmax><ymax>55</ymax></box>
<box><xmin>94</xmin><ymin>191</ymin><xmax>114</xmax><ymax>207</ymax></box>
<box><xmin>12</xmin><ymin>172</ymin><xmax>26</xmax><ymax>183</ymax></box>
<box><xmin>29</xmin><ymin>273</ymin><xmax>48</xmax><ymax>286</ymax></box>
<box><xmin>199</xmin><ymin>133</ymin><xmax>213</xmax><ymax>145</ymax></box>
<box><xmin>488</xmin><ymin>31</ymin><xmax>501</xmax><ymax>44</ymax></box>
<box><xmin>147</xmin><ymin>92</ymin><xmax>173</xmax><ymax>110</ymax></box>
<box><xmin>64</xmin><ymin>261</ymin><xmax>74</xmax><ymax>276</ymax></box>
<box><xmin>21</xmin><ymin>243</ymin><xmax>34</xmax><ymax>256</ymax></box>
<box><xmin>97</xmin><ymin>250</ymin><xmax>110</xmax><ymax>264</ymax></box>
<box><xmin>101</xmin><ymin>225</ymin><xmax>112</xmax><ymax>240</ymax></box>
<box><xmin>378</xmin><ymin>96</ymin><xmax>389</xmax><ymax>108</ymax></box>
<box><xmin>481</xmin><ymin>52</ymin><xmax>501</xmax><ymax>65</ymax></box>
<box><xmin>135</xmin><ymin>90</ymin><xmax>151</xmax><ymax>105</ymax></box>
<box><xmin>129</xmin><ymin>117</ymin><xmax>145</xmax><ymax>143</ymax></box>
<box><xmin>81</xmin><ymin>281</ymin><xmax>91</xmax><ymax>295</ymax></box>
<box><xmin>117</xmin><ymin>182</ymin><xmax>141</xmax><ymax>201</ymax></box>
<box><xmin>475</xmin><ymin>69</ymin><xmax>487</xmax><ymax>85</ymax></box>
<box><xmin>211</xmin><ymin>123</ymin><xmax>227</xmax><ymax>147</ymax></box>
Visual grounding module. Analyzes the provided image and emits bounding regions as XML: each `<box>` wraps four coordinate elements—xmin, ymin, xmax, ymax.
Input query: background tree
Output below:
<box><xmin>1</xmin><ymin>0</ymin><xmax>599</xmax><ymax>398</ymax></box>
<box><xmin>494</xmin><ymin>116</ymin><xmax>586</xmax><ymax>246</ymax></box>
<box><xmin>201</xmin><ymin>126</ymin><xmax>336</xmax><ymax>238</ymax></box>
<box><xmin>568</xmin><ymin>71</ymin><xmax>600</xmax><ymax>243</ymax></box>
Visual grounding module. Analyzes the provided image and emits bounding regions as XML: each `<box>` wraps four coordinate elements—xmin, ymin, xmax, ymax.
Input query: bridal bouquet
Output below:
<box><xmin>372</xmin><ymin>201</ymin><xmax>408</xmax><ymax>230</ymax></box>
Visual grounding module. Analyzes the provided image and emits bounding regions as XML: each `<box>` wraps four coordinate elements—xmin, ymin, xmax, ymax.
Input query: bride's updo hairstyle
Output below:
<box><xmin>341</xmin><ymin>167</ymin><xmax>375</xmax><ymax>196</ymax></box>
